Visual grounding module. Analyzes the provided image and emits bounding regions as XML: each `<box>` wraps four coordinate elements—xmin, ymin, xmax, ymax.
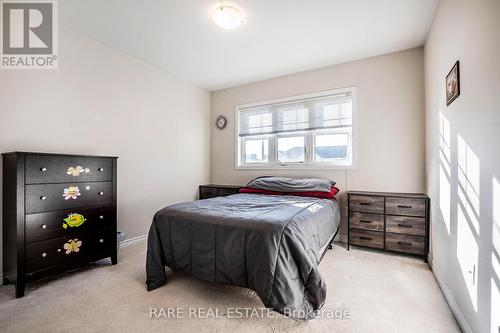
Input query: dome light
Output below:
<box><xmin>212</xmin><ymin>4</ymin><xmax>244</xmax><ymax>30</ymax></box>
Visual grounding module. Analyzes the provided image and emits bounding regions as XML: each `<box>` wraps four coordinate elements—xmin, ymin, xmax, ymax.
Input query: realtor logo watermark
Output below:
<box><xmin>149</xmin><ymin>306</ymin><xmax>352</xmax><ymax>320</ymax></box>
<box><xmin>1</xmin><ymin>0</ymin><xmax>58</xmax><ymax>69</ymax></box>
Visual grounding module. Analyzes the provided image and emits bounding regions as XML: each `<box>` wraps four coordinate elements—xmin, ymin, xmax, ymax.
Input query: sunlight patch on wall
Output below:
<box><xmin>493</xmin><ymin>253</ymin><xmax>500</xmax><ymax>287</ymax></box>
<box><xmin>457</xmin><ymin>134</ymin><xmax>481</xmax><ymax>235</ymax></box>
<box><xmin>439</xmin><ymin>112</ymin><xmax>451</xmax><ymax>163</ymax></box>
<box><xmin>455</xmin><ymin>134</ymin><xmax>480</xmax><ymax>311</ymax></box>
<box><xmin>439</xmin><ymin>164</ymin><xmax>451</xmax><ymax>234</ymax></box>
<box><xmin>438</xmin><ymin>112</ymin><xmax>451</xmax><ymax>234</ymax></box>
<box><xmin>491</xmin><ymin>184</ymin><xmax>500</xmax><ymax>333</ymax></box>
<box><xmin>491</xmin><ymin>278</ymin><xmax>500</xmax><ymax>333</ymax></box>
<box><xmin>457</xmin><ymin>204</ymin><xmax>479</xmax><ymax>311</ymax></box>
<box><xmin>494</xmin><ymin>177</ymin><xmax>500</xmax><ymax>257</ymax></box>
<box><xmin>492</xmin><ymin>175</ymin><xmax>500</xmax><ymax>333</ymax></box>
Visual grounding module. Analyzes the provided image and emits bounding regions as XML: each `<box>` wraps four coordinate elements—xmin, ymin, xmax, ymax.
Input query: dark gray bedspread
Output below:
<box><xmin>146</xmin><ymin>193</ymin><xmax>340</xmax><ymax>320</ymax></box>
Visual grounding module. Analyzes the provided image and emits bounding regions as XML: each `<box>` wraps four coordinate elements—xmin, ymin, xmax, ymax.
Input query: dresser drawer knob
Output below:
<box><xmin>99</xmin><ymin>238</ymin><xmax>104</xmax><ymax>243</ymax></box>
<box><xmin>98</xmin><ymin>168</ymin><xmax>104</xmax><ymax>172</ymax></box>
<box><xmin>40</xmin><ymin>196</ymin><xmax>47</xmax><ymax>200</ymax></box>
<box><xmin>98</xmin><ymin>192</ymin><xmax>104</xmax><ymax>196</ymax></box>
<box><xmin>41</xmin><ymin>252</ymin><xmax>47</xmax><ymax>258</ymax></box>
<box><xmin>397</xmin><ymin>223</ymin><xmax>412</xmax><ymax>228</ymax></box>
<box><xmin>41</xmin><ymin>224</ymin><xmax>47</xmax><ymax>229</ymax></box>
<box><xmin>360</xmin><ymin>236</ymin><xmax>372</xmax><ymax>241</ymax></box>
<box><xmin>397</xmin><ymin>241</ymin><xmax>412</xmax><ymax>246</ymax></box>
<box><xmin>359</xmin><ymin>220</ymin><xmax>372</xmax><ymax>224</ymax></box>
<box><xmin>397</xmin><ymin>205</ymin><xmax>412</xmax><ymax>209</ymax></box>
<box><xmin>99</xmin><ymin>215</ymin><xmax>104</xmax><ymax>220</ymax></box>
<box><xmin>40</xmin><ymin>167</ymin><xmax>47</xmax><ymax>172</ymax></box>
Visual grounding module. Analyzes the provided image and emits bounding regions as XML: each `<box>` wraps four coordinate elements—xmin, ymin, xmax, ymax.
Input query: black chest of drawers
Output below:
<box><xmin>347</xmin><ymin>191</ymin><xmax>430</xmax><ymax>261</ymax></box>
<box><xmin>2</xmin><ymin>152</ymin><xmax>118</xmax><ymax>298</ymax></box>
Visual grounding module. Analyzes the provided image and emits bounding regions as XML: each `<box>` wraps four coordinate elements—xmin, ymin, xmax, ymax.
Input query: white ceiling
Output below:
<box><xmin>61</xmin><ymin>0</ymin><xmax>439</xmax><ymax>91</ymax></box>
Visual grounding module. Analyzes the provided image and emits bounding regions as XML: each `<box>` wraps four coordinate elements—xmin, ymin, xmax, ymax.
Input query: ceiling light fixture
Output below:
<box><xmin>212</xmin><ymin>3</ymin><xmax>244</xmax><ymax>30</ymax></box>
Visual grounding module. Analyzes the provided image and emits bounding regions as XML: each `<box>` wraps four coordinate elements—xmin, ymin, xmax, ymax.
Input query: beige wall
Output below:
<box><xmin>0</xmin><ymin>27</ymin><xmax>211</xmax><ymax>274</ymax></box>
<box><xmin>424</xmin><ymin>1</ymin><xmax>500</xmax><ymax>332</ymax></box>
<box><xmin>211</xmin><ymin>48</ymin><xmax>426</xmax><ymax>238</ymax></box>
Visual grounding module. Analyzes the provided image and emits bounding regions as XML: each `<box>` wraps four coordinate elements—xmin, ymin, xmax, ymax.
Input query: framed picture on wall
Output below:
<box><xmin>446</xmin><ymin>61</ymin><xmax>460</xmax><ymax>106</ymax></box>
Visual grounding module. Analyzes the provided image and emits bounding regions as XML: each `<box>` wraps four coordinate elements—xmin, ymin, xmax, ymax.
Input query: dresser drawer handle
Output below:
<box><xmin>397</xmin><ymin>241</ymin><xmax>412</xmax><ymax>246</ymax></box>
<box><xmin>41</xmin><ymin>224</ymin><xmax>47</xmax><ymax>229</ymax></box>
<box><xmin>359</xmin><ymin>220</ymin><xmax>372</xmax><ymax>224</ymax></box>
<box><xmin>397</xmin><ymin>224</ymin><xmax>412</xmax><ymax>228</ymax></box>
<box><xmin>98</xmin><ymin>168</ymin><xmax>104</xmax><ymax>172</ymax></box>
<box><xmin>99</xmin><ymin>238</ymin><xmax>104</xmax><ymax>243</ymax></box>
<box><xmin>359</xmin><ymin>203</ymin><xmax>371</xmax><ymax>206</ymax></box>
<box><xmin>397</xmin><ymin>205</ymin><xmax>412</xmax><ymax>209</ymax></box>
<box><xmin>99</xmin><ymin>215</ymin><xmax>104</xmax><ymax>220</ymax></box>
<box><xmin>40</xmin><ymin>167</ymin><xmax>47</xmax><ymax>172</ymax></box>
<box><xmin>98</xmin><ymin>192</ymin><xmax>104</xmax><ymax>196</ymax></box>
<box><xmin>41</xmin><ymin>252</ymin><xmax>47</xmax><ymax>258</ymax></box>
<box><xmin>40</xmin><ymin>196</ymin><xmax>47</xmax><ymax>200</ymax></box>
<box><xmin>360</xmin><ymin>236</ymin><xmax>372</xmax><ymax>241</ymax></box>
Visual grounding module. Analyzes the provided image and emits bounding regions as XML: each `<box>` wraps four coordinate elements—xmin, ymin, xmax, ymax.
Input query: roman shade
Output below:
<box><xmin>238</xmin><ymin>93</ymin><xmax>352</xmax><ymax>137</ymax></box>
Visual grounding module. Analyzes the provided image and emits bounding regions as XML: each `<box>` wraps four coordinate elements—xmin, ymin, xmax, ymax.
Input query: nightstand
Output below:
<box><xmin>199</xmin><ymin>184</ymin><xmax>242</xmax><ymax>200</ymax></box>
<box><xmin>347</xmin><ymin>191</ymin><xmax>430</xmax><ymax>261</ymax></box>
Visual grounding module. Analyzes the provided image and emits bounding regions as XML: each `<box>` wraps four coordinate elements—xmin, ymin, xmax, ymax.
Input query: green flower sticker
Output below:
<box><xmin>63</xmin><ymin>213</ymin><xmax>86</xmax><ymax>229</ymax></box>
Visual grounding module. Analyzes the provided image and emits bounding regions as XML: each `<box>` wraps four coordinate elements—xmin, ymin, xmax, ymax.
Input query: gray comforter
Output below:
<box><xmin>146</xmin><ymin>193</ymin><xmax>340</xmax><ymax>320</ymax></box>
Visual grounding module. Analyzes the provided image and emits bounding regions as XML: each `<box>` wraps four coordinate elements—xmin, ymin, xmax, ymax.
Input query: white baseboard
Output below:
<box><xmin>120</xmin><ymin>234</ymin><xmax>147</xmax><ymax>247</ymax></box>
<box><xmin>429</xmin><ymin>258</ymin><xmax>473</xmax><ymax>333</ymax></box>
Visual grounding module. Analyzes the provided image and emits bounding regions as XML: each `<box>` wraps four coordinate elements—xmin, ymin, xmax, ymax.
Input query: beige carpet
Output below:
<box><xmin>0</xmin><ymin>241</ymin><xmax>460</xmax><ymax>333</ymax></box>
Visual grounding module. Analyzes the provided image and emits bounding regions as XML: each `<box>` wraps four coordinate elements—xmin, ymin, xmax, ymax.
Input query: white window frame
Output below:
<box><xmin>235</xmin><ymin>87</ymin><xmax>357</xmax><ymax>170</ymax></box>
<box><xmin>240</xmin><ymin>134</ymin><xmax>273</xmax><ymax>165</ymax></box>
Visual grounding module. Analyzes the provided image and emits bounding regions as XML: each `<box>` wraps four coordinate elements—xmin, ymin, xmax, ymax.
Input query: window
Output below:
<box><xmin>244</xmin><ymin>137</ymin><xmax>269</xmax><ymax>163</ymax></box>
<box><xmin>236</xmin><ymin>88</ymin><xmax>355</xmax><ymax>168</ymax></box>
<box><xmin>278</xmin><ymin>135</ymin><xmax>305</xmax><ymax>163</ymax></box>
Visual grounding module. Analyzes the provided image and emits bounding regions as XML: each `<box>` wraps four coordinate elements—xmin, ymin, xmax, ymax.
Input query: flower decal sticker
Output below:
<box><xmin>63</xmin><ymin>239</ymin><xmax>82</xmax><ymax>254</ymax></box>
<box><xmin>66</xmin><ymin>166</ymin><xmax>90</xmax><ymax>177</ymax></box>
<box><xmin>67</xmin><ymin>166</ymin><xmax>83</xmax><ymax>176</ymax></box>
<box><xmin>63</xmin><ymin>186</ymin><xmax>81</xmax><ymax>200</ymax></box>
<box><xmin>63</xmin><ymin>213</ymin><xmax>86</xmax><ymax>229</ymax></box>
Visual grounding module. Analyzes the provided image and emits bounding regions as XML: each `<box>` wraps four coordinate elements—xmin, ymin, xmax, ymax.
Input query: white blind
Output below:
<box><xmin>238</xmin><ymin>93</ymin><xmax>352</xmax><ymax>137</ymax></box>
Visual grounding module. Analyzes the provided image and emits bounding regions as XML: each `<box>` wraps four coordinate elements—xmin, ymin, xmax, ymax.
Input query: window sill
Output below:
<box><xmin>235</xmin><ymin>164</ymin><xmax>356</xmax><ymax>170</ymax></box>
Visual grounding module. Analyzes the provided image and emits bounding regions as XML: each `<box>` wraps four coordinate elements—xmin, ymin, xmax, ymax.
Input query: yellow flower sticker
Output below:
<box><xmin>63</xmin><ymin>239</ymin><xmax>82</xmax><ymax>254</ymax></box>
<box><xmin>66</xmin><ymin>166</ymin><xmax>91</xmax><ymax>177</ymax></box>
<box><xmin>63</xmin><ymin>213</ymin><xmax>86</xmax><ymax>229</ymax></box>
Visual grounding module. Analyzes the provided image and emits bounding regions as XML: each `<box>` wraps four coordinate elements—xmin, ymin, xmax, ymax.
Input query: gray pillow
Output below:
<box><xmin>246</xmin><ymin>176</ymin><xmax>336</xmax><ymax>193</ymax></box>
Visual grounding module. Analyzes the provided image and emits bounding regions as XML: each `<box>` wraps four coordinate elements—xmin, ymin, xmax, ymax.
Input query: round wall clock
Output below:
<box><xmin>216</xmin><ymin>115</ymin><xmax>227</xmax><ymax>130</ymax></box>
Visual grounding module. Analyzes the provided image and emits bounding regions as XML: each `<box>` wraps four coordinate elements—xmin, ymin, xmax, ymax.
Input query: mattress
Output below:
<box><xmin>146</xmin><ymin>193</ymin><xmax>340</xmax><ymax>319</ymax></box>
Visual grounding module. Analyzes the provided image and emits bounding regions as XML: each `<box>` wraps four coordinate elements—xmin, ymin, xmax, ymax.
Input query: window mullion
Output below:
<box><xmin>306</xmin><ymin>101</ymin><xmax>314</xmax><ymax>165</ymax></box>
<box><xmin>240</xmin><ymin>137</ymin><xmax>246</xmax><ymax>165</ymax></box>
<box><xmin>306</xmin><ymin>131</ymin><xmax>313</xmax><ymax>164</ymax></box>
<box><xmin>269</xmin><ymin>134</ymin><xmax>277</xmax><ymax>165</ymax></box>
<box><xmin>271</xmin><ymin>106</ymin><xmax>278</xmax><ymax>165</ymax></box>
<box><xmin>350</xmin><ymin>132</ymin><xmax>353</xmax><ymax>166</ymax></box>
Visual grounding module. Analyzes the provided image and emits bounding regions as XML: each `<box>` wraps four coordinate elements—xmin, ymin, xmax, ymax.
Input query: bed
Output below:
<box><xmin>146</xmin><ymin>177</ymin><xmax>340</xmax><ymax>320</ymax></box>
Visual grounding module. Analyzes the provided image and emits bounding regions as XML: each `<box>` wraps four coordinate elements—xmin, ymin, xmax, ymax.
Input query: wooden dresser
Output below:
<box><xmin>347</xmin><ymin>191</ymin><xmax>429</xmax><ymax>261</ymax></box>
<box><xmin>199</xmin><ymin>184</ymin><xmax>241</xmax><ymax>200</ymax></box>
<box><xmin>2</xmin><ymin>152</ymin><xmax>118</xmax><ymax>297</ymax></box>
